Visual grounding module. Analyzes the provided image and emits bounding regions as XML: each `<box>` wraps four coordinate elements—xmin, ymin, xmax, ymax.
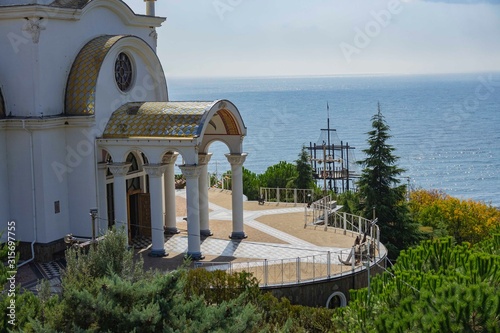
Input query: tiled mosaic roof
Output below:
<box><xmin>65</xmin><ymin>35</ymin><xmax>128</xmax><ymax>115</ymax></box>
<box><xmin>0</xmin><ymin>89</ymin><xmax>5</xmax><ymax>119</ymax></box>
<box><xmin>102</xmin><ymin>102</ymin><xmax>216</xmax><ymax>138</ymax></box>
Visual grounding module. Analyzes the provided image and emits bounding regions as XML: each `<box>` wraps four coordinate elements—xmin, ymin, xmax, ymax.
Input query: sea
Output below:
<box><xmin>167</xmin><ymin>73</ymin><xmax>500</xmax><ymax>208</ymax></box>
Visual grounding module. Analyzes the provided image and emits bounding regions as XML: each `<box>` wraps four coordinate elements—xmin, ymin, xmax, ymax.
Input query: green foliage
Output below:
<box><xmin>295</xmin><ymin>147</ymin><xmax>315</xmax><ymax>189</ymax></box>
<box><xmin>259</xmin><ymin>161</ymin><xmax>298</xmax><ymax>189</ymax></box>
<box><xmin>336</xmin><ymin>191</ymin><xmax>362</xmax><ymax>215</ymax></box>
<box><xmin>16</xmin><ymin>228</ymin><xmax>343</xmax><ymax>332</ymax></box>
<box><xmin>27</xmin><ymin>229</ymin><xmax>263</xmax><ymax>332</ymax></box>
<box><xmin>62</xmin><ymin>228</ymin><xmax>145</xmax><ymax>290</ymax></box>
<box><xmin>356</xmin><ymin>104</ymin><xmax>422</xmax><ymax>258</ymax></box>
<box><xmin>242</xmin><ymin>167</ymin><xmax>260</xmax><ymax>200</ymax></box>
<box><xmin>185</xmin><ymin>268</ymin><xmax>261</xmax><ymax>304</ymax></box>
<box><xmin>333</xmin><ymin>235</ymin><xmax>500</xmax><ymax>333</ymax></box>
<box><xmin>257</xmin><ymin>293</ymin><xmax>336</xmax><ymax>333</ymax></box>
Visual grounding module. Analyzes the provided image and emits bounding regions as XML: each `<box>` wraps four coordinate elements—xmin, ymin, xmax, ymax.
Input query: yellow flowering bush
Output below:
<box><xmin>409</xmin><ymin>189</ymin><xmax>500</xmax><ymax>244</ymax></box>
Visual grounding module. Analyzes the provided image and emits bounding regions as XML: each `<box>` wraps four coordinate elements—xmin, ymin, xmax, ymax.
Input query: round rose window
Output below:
<box><xmin>115</xmin><ymin>52</ymin><xmax>133</xmax><ymax>92</ymax></box>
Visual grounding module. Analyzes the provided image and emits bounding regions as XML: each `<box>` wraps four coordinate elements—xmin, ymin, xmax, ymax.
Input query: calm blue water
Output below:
<box><xmin>168</xmin><ymin>73</ymin><xmax>500</xmax><ymax>207</ymax></box>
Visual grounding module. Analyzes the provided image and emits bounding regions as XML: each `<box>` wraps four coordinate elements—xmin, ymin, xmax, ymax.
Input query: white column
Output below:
<box><xmin>179</xmin><ymin>164</ymin><xmax>204</xmax><ymax>260</ymax></box>
<box><xmin>198</xmin><ymin>153</ymin><xmax>213</xmax><ymax>237</ymax></box>
<box><xmin>97</xmin><ymin>163</ymin><xmax>108</xmax><ymax>236</ymax></box>
<box><xmin>162</xmin><ymin>153</ymin><xmax>179</xmax><ymax>234</ymax></box>
<box><xmin>108</xmin><ymin>163</ymin><xmax>131</xmax><ymax>244</ymax></box>
<box><xmin>144</xmin><ymin>164</ymin><xmax>169</xmax><ymax>257</ymax></box>
<box><xmin>225</xmin><ymin>153</ymin><xmax>247</xmax><ymax>239</ymax></box>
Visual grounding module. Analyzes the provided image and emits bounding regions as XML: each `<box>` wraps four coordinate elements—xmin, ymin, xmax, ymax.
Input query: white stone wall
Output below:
<box><xmin>6</xmin><ymin>129</ymin><xmax>35</xmax><ymax>242</ymax></box>
<box><xmin>0</xmin><ymin>128</ymin><xmax>9</xmax><ymax>242</ymax></box>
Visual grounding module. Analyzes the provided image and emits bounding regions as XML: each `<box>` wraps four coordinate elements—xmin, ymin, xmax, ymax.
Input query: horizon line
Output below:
<box><xmin>166</xmin><ymin>70</ymin><xmax>500</xmax><ymax>80</ymax></box>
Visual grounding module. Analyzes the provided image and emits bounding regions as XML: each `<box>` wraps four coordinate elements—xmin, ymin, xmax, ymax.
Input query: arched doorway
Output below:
<box><xmin>105</xmin><ymin>151</ymin><xmax>151</xmax><ymax>245</ymax></box>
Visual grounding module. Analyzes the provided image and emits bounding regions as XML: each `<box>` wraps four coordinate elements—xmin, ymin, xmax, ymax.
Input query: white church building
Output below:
<box><xmin>0</xmin><ymin>0</ymin><xmax>248</xmax><ymax>261</ymax></box>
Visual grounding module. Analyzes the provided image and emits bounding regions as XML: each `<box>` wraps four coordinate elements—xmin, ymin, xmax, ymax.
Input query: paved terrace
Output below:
<box><xmin>139</xmin><ymin>189</ymin><xmax>357</xmax><ymax>273</ymax></box>
<box><xmin>17</xmin><ymin>188</ymin><xmax>362</xmax><ymax>292</ymax></box>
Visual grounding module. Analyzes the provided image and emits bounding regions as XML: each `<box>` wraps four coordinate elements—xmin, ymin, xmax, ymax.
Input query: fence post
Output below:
<box><xmin>312</xmin><ymin>202</ymin><xmax>316</xmax><ymax>223</ymax></box>
<box><xmin>351</xmin><ymin>247</ymin><xmax>355</xmax><ymax>271</ymax></box>
<box><xmin>304</xmin><ymin>205</ymin><xmax>308</xmax><ymax>227</ymax></box>
<box><xmin>294</xmin><ymin>188</ymin><xmax>297</xmax><ymax>205</ymax></box>
<box><xmin>377</xmin><ymin>227</ymin><xmax>380</xmax><ymax>259</ymax></box>
<box><xmin>264</xmin><ymin>259</ymin><xmax>268</xmax><ymax>286</ymax></box>
<box><xmin>343</xmin><ymin>212</ymin><xmax>347</xmax><ymax>235</ymax></box>
<box><xmin>327</xmin><ymin>251</ymin><xmax>331</xmax><ymax>278</ymax></box>
<box><xmin>281</xmin><ymin>259</ymin><xmax>284</xmax><ymax>285</ymax></box>
<box><xmin>358</xmin><ymin>216</ymin><xmax>362</xmax><ymax>234</ymax></box>
<box><xmin>312</xmin><ymin>256</ymin><xmax>315</xmax><ymax>281</ymax></box>
<box><xmin>297</xmin><ymin>257</ymin><xmax>301</xmax><ymax>283</ymax></box>
<box><xmin>277</xmin><ymin>187</ymin><xmax>280</xmax><ymax>204</ymax></box>
<box><xmin>324</xmin><ymin>206</ymin><xmax>328</xmax><ymax>231</ymax></box>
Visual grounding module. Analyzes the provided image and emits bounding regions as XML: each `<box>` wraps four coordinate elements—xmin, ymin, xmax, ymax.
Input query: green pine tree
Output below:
<box><xmin>357</xmin><ymin>103</ymin><xmax>421</xmax><ymax>258</ymax></box>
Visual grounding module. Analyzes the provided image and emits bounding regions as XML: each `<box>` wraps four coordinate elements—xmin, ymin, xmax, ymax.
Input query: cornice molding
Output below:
<box><xmin>0</xmin><ymin>2</ymin><xmax>165</xmax><ymax>27</ymax></box>
<box><xmin>0</xmin><ymin>116</ymin><xmax>95</xmax><ymax>130</ymax></box>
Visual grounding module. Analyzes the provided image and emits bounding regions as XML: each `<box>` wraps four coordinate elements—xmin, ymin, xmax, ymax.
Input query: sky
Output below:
<box><xmin>123</xmin><ymin>0</ymin><xmax>500</xmax><ymax>78</ymax></box>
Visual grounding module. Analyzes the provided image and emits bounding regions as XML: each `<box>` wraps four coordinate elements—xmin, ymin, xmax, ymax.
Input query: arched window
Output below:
<box><xmin>126</xmin><ymin>153</ymin><xmax>139</xmax><ymax>173</ymax></box>
<box><xmin>126</xmin><ymin>153</ymin><xmax>141</xmax><ymax>191</ymax></box>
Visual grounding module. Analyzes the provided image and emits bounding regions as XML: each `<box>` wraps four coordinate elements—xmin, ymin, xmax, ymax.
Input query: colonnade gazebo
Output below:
<box><xmin>97</xmin><ymin>100</ymin><xmax>247</xmax><ymax>260</ymax></box>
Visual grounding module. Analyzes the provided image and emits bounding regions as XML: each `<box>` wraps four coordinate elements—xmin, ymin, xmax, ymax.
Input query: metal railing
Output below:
<box><xmin>305</xmin><ymin>196</ymin><xmax>380</xmax><ymax>252</ymax></box>
<box><xmin>194</xmin><ymin>194</ymin><xmax>385</xmax><ymax>287</ymax></box>
<box><xmin>195</xmin><ymin>244</ymin><xmax>387</xmax><ymax>287</ymax></box>
<box><xmin>259</xmin><ymin>187</ymin><xmax>314</xmax><ymax>206</ymax></box>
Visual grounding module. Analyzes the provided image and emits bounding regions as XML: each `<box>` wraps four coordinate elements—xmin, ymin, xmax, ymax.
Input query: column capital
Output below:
<box><xmin>144</xmin><ymin>164</ymin><xmax>169</xmax><ymax>177</ymax></box>
<box><xmin>179</xmin><ymin>164</ymin><xmax>203</xmax><ymax>179</ymax></box>
<box><xmin>162</xmin><ymin>152</ymin><xmax>179</xmax><ymax>164</ymax></box>
<box><xmin>197</xmin><ymin>153</ymin><xmax>213</xmax><ymax>166</ymax></box>
<box><xmin>225</xmin><ymin>153</ymin><xmax>247</xmax><ymax>166</ymax></box>
<box><xmin>108</xmin><ymin>163</ymin><xmax>131</xmax><ymax>176</ymax></box>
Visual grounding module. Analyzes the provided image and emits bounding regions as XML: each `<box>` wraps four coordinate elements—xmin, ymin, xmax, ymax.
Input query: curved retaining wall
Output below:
<box><xmin>261</xmin><ymin>254</ymin><xmax>387</xmax><ymax>308</ymax></box>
